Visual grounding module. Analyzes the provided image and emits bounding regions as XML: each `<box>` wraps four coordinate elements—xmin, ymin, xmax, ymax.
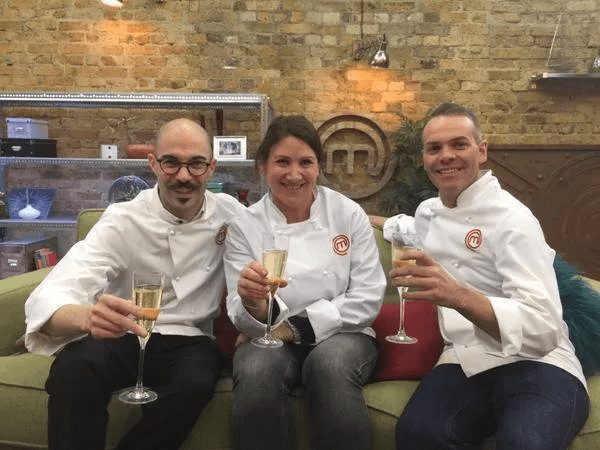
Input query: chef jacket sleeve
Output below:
<box><xmin>488</xmin><ymin>214</ymin><xmax>563</xmax><ymax>358</ymax></box>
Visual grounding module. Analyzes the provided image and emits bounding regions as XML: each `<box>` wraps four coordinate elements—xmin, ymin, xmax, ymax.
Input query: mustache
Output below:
<box><xmin>169</xmin><ymin>181</ymin><xmax>199</xmax><ymax>190</ymax></box>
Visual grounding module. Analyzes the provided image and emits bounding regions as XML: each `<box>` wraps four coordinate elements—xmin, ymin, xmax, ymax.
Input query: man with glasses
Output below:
<box><xmin>25</xmin><ymin>118</ymin><xmax>246</xmax><ymax>450</ymax></box>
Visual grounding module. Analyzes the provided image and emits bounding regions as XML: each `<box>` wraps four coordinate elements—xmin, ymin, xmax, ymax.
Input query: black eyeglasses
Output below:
<box><xmin>157</xmin><ymin>157</ymin><xmax>210</xmax><ymax>176</ymax></box>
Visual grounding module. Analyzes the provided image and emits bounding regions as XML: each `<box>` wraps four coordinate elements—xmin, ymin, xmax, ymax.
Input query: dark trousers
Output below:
<box><xmin>395</xmin><ymin>362</ymin><xmax>590</xmax><ymax>450</ymax></box>
<box><xmin>45</xmin><ymin>333</ymin><xmax>223</xmax><ymax>450</ymax></box>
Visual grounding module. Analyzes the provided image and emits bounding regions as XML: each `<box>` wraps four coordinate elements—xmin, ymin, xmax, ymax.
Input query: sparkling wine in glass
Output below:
<box><xmin>251</xmin><ymin>233</ymin><xmax>289</xmax><ymax>348</ymax></box>
<box><xmin>119</xmin><ymin>271</ymin><xmax>164</xmax><ymax>404</ymax></box>
<box><xmin>386</xmin><ymin>233</ymin><xmax>419</xmax><ymax>344</ymax></box>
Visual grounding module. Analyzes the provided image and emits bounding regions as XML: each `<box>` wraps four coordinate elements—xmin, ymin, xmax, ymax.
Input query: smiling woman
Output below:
<box><xmin>223</xmin><ymin>114</ymin><xmax>386</xmax><ymax>450</ymax></box>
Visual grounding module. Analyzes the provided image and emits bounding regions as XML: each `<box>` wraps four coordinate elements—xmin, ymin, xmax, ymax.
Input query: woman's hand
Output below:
<box><xmin>237</xmin><ymin>261</ymin><xmax>271</xmax><ymax>322</ymax></box>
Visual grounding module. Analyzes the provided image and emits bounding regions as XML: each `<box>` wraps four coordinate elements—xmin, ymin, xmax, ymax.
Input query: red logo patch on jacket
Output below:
<box><xmin>215</xmin><ymin>225</ymin><xmax>228</xmax><ymax>245</ymax></box>
<box><xmin>465</xmin><ymin>228</ymin><xmax>483</xmax><ymax>251</ymax></box>
<box><xmin>332</xmin><ymin>234</ymin><xmax>350</xmax><ymax>256</ymax></box>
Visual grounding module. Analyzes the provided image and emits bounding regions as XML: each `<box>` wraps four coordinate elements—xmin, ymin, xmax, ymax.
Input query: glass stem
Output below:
<box><xmin>398</xmin><ymin>288</ymin><xmax>407</xmax><ymax>335</ymax></box>
<box><xmin>135</xmin><ymin>338</ymin><xmax>148</xmax><ymax>391</ymax></box>
<box><xmin>265</xmin><ymin>293</ymin><xmax>275</xmax><ymax>338</ymax></box>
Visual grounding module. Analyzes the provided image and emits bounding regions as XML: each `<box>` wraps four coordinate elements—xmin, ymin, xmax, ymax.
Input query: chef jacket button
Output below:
<box><xmin>169</xmin><ymin>230</ymin><xmax>176</xmax><ymax>236</ymax></box>
<box><xmin>175</xmin><ymin>276</ymin><xmax>181</xmax><ymax>282</ymax></box>
<box><xmin>205</xmin><ymin>266</ymin><xmax>211</xmax><ymax>271</ymax></box>
<box><xmin>323</xmin><ymin>270</ymin><xmax>328</xmax><ymax>275</ymax></box>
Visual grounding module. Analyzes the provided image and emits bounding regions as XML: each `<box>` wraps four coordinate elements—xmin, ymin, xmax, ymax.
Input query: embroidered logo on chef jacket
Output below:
<box><xmin>215</xmin><ymin>224</ymin><xmax>228</xmax><ymax>245</ymax></box>
<box><xmin>465</xmin><ymin>228</ymin><xmax>483</xmax><ymax>251</ymax></box>
<box><xmin>332</xmin><ymin>234</ymin><xmax>350</xmax><ymax>256</ymax></box>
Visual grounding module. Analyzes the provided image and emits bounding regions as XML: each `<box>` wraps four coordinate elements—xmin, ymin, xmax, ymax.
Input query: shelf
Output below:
<box><xmin>0</xmin><ymin>157</ymin><xmax>256</xmax><ymax>169</ymax></box>
<box><xmin>531</xmin><ymin>73</ymin><xmax>600</xmax><ymax>90</ymax></box>
<box><xmin>0</xmin><ymin>91</ymin><xmax>271</xmax><ymax>110</ymax></box>
<box><xmin>0</xmin><ymin>214</ymin><xmax>77</xmax><ymax>229</ymax></box>
<box><xmin>0</xmin><ymin>91</ymin><xmax>275</xmax><ymax>138</ymax></box>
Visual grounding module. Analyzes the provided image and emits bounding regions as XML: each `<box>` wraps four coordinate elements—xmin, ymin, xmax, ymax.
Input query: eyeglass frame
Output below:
<box><xmin>156</xmin><ymin>156</ymin><xmax>212</xmax><ymax>176</ymax></box>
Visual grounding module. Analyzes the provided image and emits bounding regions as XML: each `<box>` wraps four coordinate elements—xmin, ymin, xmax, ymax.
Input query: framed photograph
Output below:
<box><xmin>213</xmin><ymin>136</ymin><xmax>247</xmax><ymax>160</ymax></box>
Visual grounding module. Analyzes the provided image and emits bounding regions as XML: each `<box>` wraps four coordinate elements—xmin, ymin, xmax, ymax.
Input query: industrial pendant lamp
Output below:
<box><xmin>352</xmin><ymin>0</ymin><xmax>390</xmax><ymax>68</ymax></box>
<box><xmin>370</xmin><ymin>34</ymin><xmax>389</xmax><ymax>68</ymax></box>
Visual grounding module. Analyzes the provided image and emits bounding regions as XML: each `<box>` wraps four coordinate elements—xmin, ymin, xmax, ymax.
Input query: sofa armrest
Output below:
<box><xmin>0</xmin><ymin>267</ymin><xmax>52</xmax><ymax>356</ymax></box>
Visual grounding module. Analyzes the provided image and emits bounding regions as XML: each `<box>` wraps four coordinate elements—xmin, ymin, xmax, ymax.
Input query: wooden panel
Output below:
<box><xmin>486</xmin><ymin>145</ymin><xmax>600</xmax><ymax>280</ymax></box>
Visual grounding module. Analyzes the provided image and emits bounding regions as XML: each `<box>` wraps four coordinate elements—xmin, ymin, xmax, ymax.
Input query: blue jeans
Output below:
<box><xmin>232</xmin><ymin>332</ymin><xmax>378</xmax><ymax>450</ymax></box>
<box><xmin>395</xmin><ymin>362</ymin><xmax>590</xmax><ymax>450</ymax></box>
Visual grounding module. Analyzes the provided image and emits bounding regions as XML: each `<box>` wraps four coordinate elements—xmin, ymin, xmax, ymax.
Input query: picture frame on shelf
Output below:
<box><xmin>213</xmin><ymin>136</ymin><xmax>247</xmax><ymax>161</ymax></box>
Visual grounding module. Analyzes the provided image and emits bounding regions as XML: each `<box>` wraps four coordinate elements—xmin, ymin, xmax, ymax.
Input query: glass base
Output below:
<box><xmin>251</xmin><ymin>335</ymin><xmax>283</xmax><ymax>348</ymax></box>
<box><xmin>385</xmin><ymin>333</ymin><xmax>418</xmax><ymax>344</ymax></box>
<box><xmin>118</xmin><ymin>387</ymin><xmax>158</xmax><ymax>405</ymax></box>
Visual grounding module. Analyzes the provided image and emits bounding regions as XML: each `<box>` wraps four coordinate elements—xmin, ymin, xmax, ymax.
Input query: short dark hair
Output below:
<box><xmin>254</xmin><ymin>115</ymin><xmax>324</xmax><ymax>171</ymax></box>
<box><xmin>428</xmin><ymin>102</ymin><xmax>483</xmax><ymax>142</ymax></box>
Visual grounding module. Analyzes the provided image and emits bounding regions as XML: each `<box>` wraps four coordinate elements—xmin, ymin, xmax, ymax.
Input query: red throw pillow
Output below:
<box><xmin>371</xmin><ymin>302</ymin><xmax>443</xmax><ymax>381</ymax></box>
<box><xmin>213</xmin><ymin>300</ymin><xmax>239</xmax><ymax>362</ymax></box>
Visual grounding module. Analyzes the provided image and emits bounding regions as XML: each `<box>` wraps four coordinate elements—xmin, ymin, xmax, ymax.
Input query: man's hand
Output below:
<box><xmin>390</xmin><ymin>250</ymin><xmax>466</xmax><ymax>309</ymax></box>
<box><xmin>391</xmin><ymin>250</ymin><xmax>500</xmax><ymax>341</ymax></box>
<box><xmin>89</xmin><ymin>294</ymin><xmax>148</xmax><ymax>339</ymax></box>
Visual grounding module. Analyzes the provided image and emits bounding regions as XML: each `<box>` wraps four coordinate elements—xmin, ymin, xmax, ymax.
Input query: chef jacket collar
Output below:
<box><xmin>266</xmin><ymin>187</ymin><xmax>320</xmax><ymax>226</ymax></box>
<box><xmin>453</xmin><ymin>169</ymin><xmax>493</xmax><ymax>208</ymax></box>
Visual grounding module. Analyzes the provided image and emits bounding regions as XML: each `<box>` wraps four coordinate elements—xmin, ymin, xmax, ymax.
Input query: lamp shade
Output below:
<box><xmin>370</xmin><ymin>36</ymin><xmax>389</xmax><ymax>68</ymax></box>
<box><xmin>101</xmin><ymin>0</ymin><xmax>123</xmax><ymax>7</ymax></box>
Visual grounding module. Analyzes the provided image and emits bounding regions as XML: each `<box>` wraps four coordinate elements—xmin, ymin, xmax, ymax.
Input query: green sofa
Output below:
<box><xmin>0</xmin><ymin>222</ymin><xmax>598</xmax><ymax>449</ymax></box>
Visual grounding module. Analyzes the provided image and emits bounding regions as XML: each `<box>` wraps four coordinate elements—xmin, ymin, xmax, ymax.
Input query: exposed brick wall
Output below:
<box><xmin>1</xmin><ymin>0</ymin><xmax>599</xmax><ymax>216</ymax></box>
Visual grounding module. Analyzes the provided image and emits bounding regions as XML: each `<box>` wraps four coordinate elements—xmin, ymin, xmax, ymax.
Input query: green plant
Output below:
<box><xmin>379</xmin><ymin>112</ymin><xmax>437</xmax><ymax>216</ymax></box>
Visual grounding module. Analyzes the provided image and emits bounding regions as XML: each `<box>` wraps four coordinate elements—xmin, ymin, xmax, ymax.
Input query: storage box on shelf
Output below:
<box><xmin>0</xmin><ymin>139</ymin><xmax>57</xmax><ymax>157</ymax></box>
<box><xmin>0</xmin><ymin>236</ymin><xmax>57</xmax><ymax>279</ymax></box>
<box><xmin>6</xmin><ymin>118</ymin><xmax>49</xmax><ymax>139</ymax></box>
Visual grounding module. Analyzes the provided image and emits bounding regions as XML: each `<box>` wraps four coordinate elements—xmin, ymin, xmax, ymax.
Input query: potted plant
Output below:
<box><xmin>378</xmin><ymin>112</ymin><xmax>437</xmax><ymax>216</ymax></box>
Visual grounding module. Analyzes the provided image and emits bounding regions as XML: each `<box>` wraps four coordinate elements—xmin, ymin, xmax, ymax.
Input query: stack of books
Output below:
<box><xmin>32</xmin><ymin>248</ymin><xmax>58</xmax><ymax>269</ymax></box>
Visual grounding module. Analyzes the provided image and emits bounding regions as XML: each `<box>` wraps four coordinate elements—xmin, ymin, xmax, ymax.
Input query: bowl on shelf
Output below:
<box><xmin>125</xmin><ymin>143</ymin><xmax>155</xmax><ymax>159</ymax></box>
<box><xmin>7</xmin><ymin>188</ymin><xmax>56</xmax><ymax>220</ymax></box>
<box><xmin>108</xmin><ymin>175</ymin><xmax>150</xmax><ymax>203</ymax></box>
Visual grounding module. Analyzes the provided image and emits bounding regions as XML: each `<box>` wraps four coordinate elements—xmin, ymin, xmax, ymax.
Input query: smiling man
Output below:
<box><xmin>24</xmin><ymin>118</ymin><xmax>245</xmax><ymax>450</ymax></box>
<box><xmin>382</xmin><ymin>103</ymin><xmax>589</xmax><ymax>450</ymax></box>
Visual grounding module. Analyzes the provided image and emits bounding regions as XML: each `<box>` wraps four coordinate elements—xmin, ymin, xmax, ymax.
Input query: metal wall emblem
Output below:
<box><xmin>317</xmin><ymin>115</ymin><xmax>395</xmax><ymax>199</ymax></box>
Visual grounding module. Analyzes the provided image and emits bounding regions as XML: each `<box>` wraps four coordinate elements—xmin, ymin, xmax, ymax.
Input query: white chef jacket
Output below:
<box><xmin>224</xmin><ymin>186</ymin><xmax>386</xmax><ymax>344</ymax></box>
<box><xmin>25</xmin><ymin>186</ymin><xmax>246</xmax><ymax>356</ymax></box>
<box><xmin>384</xmin><ymin>171</ymin><xmax>586</xmax><ymax>389</ymax></box>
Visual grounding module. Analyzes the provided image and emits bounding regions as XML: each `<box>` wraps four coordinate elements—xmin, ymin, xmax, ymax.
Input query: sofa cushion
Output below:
<box><xmin>213</xmin><ymin>302</ymin><xmax>239</xmax><ymax>362</ymax></box>
<box><xmin>371</xmin><ymin>302</ymin><xmax>443</xmax><ymax>381</ymax></box>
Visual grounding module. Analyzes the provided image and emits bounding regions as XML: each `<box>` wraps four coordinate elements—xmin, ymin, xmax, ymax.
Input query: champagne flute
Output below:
<box><xmin>251</xmin><ymin>233</ymin><xmax>289</xmax><ymax>348</ymax></box>
<box><xmin>119</xmin><ymin>270</ymin><xmax>165</xmax><ymax>404</ymax></box>
<box><xmin>386</xmin><ymin>233</ymin><xmax>419</xmax><ymax>344</ymax></box>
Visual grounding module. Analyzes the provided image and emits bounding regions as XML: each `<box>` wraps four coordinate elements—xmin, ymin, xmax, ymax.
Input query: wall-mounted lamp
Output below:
<box><xmin>100</xmin><ymin>0</ymin><xmax>124</xmax><ymax>7</ymax></box>
<box><xmin>352</xmin><ymin>0</ymin><xmax>390</xmax><ymax>68</ymax></box>
<box><xmin>353</xmin><ymin>34</ymin><xmax>390</xmax><ymax>68</ymax></box>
